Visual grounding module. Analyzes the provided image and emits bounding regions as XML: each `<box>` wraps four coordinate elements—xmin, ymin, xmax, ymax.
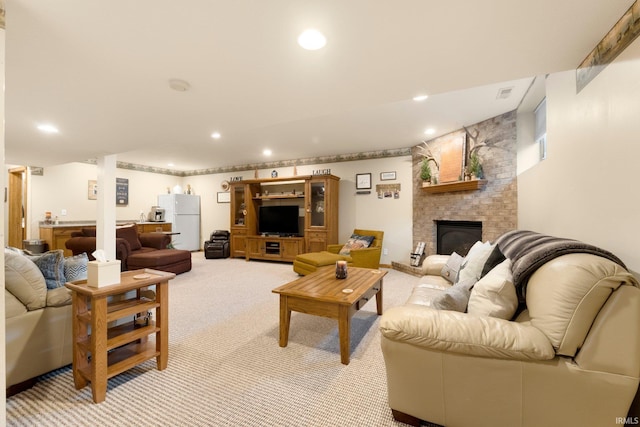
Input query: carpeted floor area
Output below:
<box><xmin>6</xmin><ymin>252</ymin><xmax>425</xmax><ymax>426</ymax></box>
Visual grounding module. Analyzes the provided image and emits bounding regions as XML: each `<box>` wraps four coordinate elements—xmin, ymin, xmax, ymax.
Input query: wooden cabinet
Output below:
<box><xmin>229</xmin><ymin>175</ymin><xmax>340</xmax><ymax>262</ymax></box>
<box><xmin>137</xmin><ymin>223</ymin><xmax>172</xmax><ymax>233</ymax></box>
<box><xmin>40</xmin><ymin>226</ymin><xmax>84</xmax><ymax>256</ymax></box>
<box><xmin>245</xmin><ymin>236</ymin><xmax>305</xmax><ymax>262</ymax></box>
<box><xmin>304</xmin><ymin>176</ymin><xmax>339</xmax><ymax>252</ymax></box>
<box><xmin>306</xmin><ymin>231</ymin><xmax>328</xmax><ymax>253</ymax></box>
<box><xmin>65</xmin><ymin>269</ymin><xmax>175</xmax><ymax>403</ymax></box>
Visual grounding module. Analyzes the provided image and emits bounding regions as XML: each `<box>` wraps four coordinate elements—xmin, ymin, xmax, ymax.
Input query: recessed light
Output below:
<box><xmin>168</xmin><ymin>163</ymin><xmax>175</xmax><ymax>167</ymax></box>
<box><xmin>413</xmin><ymin>95</ymin><xmax>429</xmax><ymax>101</ymax></box>
<box><xmin>211</xmin><ymin>132</ymin><xmax>221</xmax><ymax>139</ymax></box>
<box><xmin>424</xmin><ymin>128</ymin><xmax>436</xmax><ymax>135</ymax></box>
<box><xmin>37</xmin><ymin>124</ymin><xmax>59</xmax><ymax>134</ymax></box>
<box><xmin>298</xmin><ymin>29</ymin><xmax>326</xmax><ymax>50</ymax></box>
<box><xmin>263</xmin><ymin>149</ymin><xmax>272</xmax><ymax>156</ymax></box>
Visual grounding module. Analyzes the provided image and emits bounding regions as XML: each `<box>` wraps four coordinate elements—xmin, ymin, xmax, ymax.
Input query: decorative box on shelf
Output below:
<box><xmin>87</xmin><ymin>260</ymin><xmax>121</xmax><ymax>288</ymax></box>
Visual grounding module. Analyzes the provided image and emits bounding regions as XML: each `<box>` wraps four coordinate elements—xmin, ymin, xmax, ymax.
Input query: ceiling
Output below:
<box><xmin>4</xmin><ymin>1</ymin><xmax>634</xmax><ymax>172</ymax></box>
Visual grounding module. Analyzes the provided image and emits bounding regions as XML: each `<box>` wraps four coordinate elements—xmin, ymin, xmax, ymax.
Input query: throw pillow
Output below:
<box><xmin>64</xmin><ymin>252</ymin><xmax>89</xmax><ymax>282</ymax></box>
<box><xmin>4</xmin><ymin>250</ymin><xmax>47</xmax><ymax>310</ymax></box>
<box><xmin>116</xmin><ymin>224</ymin><xmax>142</xmax><ymax>251</ymax></box>
<box><xmin>458</xmin><ymin>241</ymin><xmax>494</xmax><ymax>283</ymax></box>
<box><xmin>338</xmin><ymin>234</ymin><xmax>375</xmax><ymax>255</ymax></box>
<box><xmin>467</xmin><ymin>259</ymin><xmax>518</xmax><ymax>320</ymax></box>
<box><xmin>440</xmin><ymin>252</ymin><xmax>464</xmax><ymax>283</ymax></box>
<box><xmin>431</xmin><ymin>278</ymin><xmax>476</xmax><ymax>312</ymax></box>
<box><xmin>480</xmin><ymin>244</ymin><xmax>506</xmax><ymax>279</ymax></box>
<box><xmin>28</xmin><ymin>250</ymin><xmax>66</xmax><ymax>289</ymax></box>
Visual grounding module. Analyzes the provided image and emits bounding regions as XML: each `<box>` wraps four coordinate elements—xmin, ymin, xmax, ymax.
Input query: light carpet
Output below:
<box><xmin>6</xmin><ymin>253</ymin><xmax>425</xmax><ymax>426</ymax></box>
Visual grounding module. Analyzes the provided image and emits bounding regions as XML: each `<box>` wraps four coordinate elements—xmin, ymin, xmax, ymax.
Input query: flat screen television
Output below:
<box><xmin>259</xmin><ymin>205</ymin><xmax>300</xmax><ymax>236</ymax></box>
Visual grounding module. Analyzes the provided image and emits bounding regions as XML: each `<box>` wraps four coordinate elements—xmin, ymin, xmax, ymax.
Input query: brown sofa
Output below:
<box><xmin>65</xmin><ymin>224</ymin><xmax>191</xmax><ymax>274</ymax></box>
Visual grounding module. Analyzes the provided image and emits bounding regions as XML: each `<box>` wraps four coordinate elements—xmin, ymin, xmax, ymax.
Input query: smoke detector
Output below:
<box><xmin>169</xmin><ymin>79</ymin><xmax>191</xmax><ymax>92</ymax></box>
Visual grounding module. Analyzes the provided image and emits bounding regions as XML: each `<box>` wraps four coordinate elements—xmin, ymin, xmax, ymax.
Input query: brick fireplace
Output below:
<box><xmin>412</xmin><ymin>111</ymin><xmax>517</xmax><ymax>257</ymax></box>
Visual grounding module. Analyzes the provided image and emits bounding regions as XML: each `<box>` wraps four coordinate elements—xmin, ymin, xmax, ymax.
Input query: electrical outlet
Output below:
<box><xmin>383</xmin><ymin>248</ymin><xmax>388</xmax><ymax>255</ymax></box>
<box><xmin>61</xmin><ymin>209</ymin><xmax>67</xmax><ymax>216</ymax></box>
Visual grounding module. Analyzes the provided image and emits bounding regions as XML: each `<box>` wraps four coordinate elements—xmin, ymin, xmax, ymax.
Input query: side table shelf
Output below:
<box><xmin>65</xmin><ymin>268</ymin><xmax>175</xmax><ymax>403</ymax></box>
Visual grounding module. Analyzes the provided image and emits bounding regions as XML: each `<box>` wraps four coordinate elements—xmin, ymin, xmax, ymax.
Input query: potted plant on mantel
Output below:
<box><xmin>468</xmin><ymin>152</ymin><xmax>484</xmax><ymax>180</ymax></box>
<box><xmin>420</xmin><ymin>159</ymin><xmax>432</xmax><ymax>186</ymax></box>
<box><xmin>417</xmin><ymin>141</ymin><xmax>439</xmax><ymax>187</ymax></box>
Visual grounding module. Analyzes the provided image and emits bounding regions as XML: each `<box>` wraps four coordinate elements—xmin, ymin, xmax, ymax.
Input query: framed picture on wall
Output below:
<box><xmin>217</xmin><ymin>192</ymin><xmax>231</xmax><ymax>203</ymax></box>
<box><xmin>88</xmin><ymin>180</ymin><xmax>97</xmax><ymax>200</ymax></box>
<box><xmin>356</xmin><ymin>173</ymin><xmax>372</xmax><ymax>190</ymax></box>
<box><xmin>380</xmin><ymin>171</ymin><xmax>396</xmax><ymax>181</ymax></box>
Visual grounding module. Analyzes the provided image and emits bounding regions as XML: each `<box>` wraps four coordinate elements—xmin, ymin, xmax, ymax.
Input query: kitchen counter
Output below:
<box><xmin>39</xmin><ymin>221</ymin><xmax>170</xmax><ymax>228</ymax></box>
<box><xmin>39</xmin><ymin>222</ymin><xmax>172</xmax><ymax>255</ymax></box>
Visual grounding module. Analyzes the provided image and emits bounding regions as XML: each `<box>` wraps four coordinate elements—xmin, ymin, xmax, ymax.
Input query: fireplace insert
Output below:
<box><xmin>436</xmin><ymin>220</ymin><xmax>482</xmax><ymax>257</ymax></box>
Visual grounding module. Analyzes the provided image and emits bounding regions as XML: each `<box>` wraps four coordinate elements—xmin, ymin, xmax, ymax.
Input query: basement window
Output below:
<box><xmin>535</xmin><ymin>98</ymin><xmax>547</xmax><ymax>160</ymax></box>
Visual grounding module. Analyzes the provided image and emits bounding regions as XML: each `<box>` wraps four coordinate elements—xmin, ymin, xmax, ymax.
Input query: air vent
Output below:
<box><xmin>496</xmin><ymin>87</ymin><xmax>514</xmax><ymax>99</ymax></box>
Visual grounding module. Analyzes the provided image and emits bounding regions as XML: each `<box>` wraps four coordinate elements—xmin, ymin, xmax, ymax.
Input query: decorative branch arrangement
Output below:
<box><xmin>463</xmin><ymin>126</ymin><xmax>485</xmax><ymax>179</ymax></box>
<box><xmin>417</xmin><ymin>141</ymin><xmax>440</xmax><ymax>170</ymax></box>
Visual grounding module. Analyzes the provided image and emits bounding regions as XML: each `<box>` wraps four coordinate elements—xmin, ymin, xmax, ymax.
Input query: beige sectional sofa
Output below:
<box><xmin>380</xmin><ymin>231</ymin><xmax>640</xmax><ymax>427</ymax></box>
<box><xmin>5</xmin><ymin>250</ymin><xmax>74</xmax><ymax>393</ymax></box>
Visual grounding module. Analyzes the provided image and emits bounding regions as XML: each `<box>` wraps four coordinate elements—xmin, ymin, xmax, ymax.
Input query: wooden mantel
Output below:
<box><xmin>422</xmin><ymin>179</ymin><xmax>487</xmax><ymax>194</ymax></box>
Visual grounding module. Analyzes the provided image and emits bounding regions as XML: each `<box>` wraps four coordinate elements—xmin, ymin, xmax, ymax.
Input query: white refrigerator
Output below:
<box><xmin>157</xmin><ymin>194</ymin><xmax>201</xmax><ymax>251</ymax></box>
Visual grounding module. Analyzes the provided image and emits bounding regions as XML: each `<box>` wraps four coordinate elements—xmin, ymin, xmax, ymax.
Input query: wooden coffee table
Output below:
<box><xmin>272</xmin><ymin>266</ymin><xmax>387</xmax><ymax>364</ymax></box>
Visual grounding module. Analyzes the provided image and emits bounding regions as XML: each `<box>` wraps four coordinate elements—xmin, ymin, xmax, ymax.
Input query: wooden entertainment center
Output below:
<box><xmin>229</xmin><ymin>174</ymin><xmax>339</xmax><ymax>262</ymax></box>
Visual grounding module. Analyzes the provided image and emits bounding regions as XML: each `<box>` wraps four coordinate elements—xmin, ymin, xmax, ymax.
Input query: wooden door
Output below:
<box><xmin>8</xmin><ymin>167</ymin><xmax>27</xmax><ymax>248</ymax></box>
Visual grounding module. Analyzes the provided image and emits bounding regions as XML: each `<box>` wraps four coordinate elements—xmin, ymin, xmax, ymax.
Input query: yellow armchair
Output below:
<box><xmin>293</xmin><ymin>229</ymin><xmax>384</xmax><ymax>275</ymax></box>
<box><xmin>326</xmin><ymin>229</ymin><xmax>384</xmax><ymax>270</ymax></box>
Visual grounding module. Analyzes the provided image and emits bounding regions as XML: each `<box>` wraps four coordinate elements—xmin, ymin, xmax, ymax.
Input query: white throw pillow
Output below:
<box><xmin>467</xmin><ymin>259</ymin><xmax>517</xmax><ymax>320</ymax></box>
<box><xmin>458</xmin><ymin>241</ymin><xmax>494</xmax><ymax>283</ymax></box>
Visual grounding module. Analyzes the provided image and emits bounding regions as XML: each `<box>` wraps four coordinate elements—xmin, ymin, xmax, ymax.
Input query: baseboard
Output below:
<box><xmin>6</xmin><ymin>377</ymin><xmax>39</xmax><ymax>397</ymax></box>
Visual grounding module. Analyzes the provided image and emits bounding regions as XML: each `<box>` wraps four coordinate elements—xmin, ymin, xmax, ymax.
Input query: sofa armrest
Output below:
<box><xmin>380</xmin><ymin>305</ymin><xmax>555</xmax><ymax>361</ymax></box>
<box><xmin>139</xmin><ymin>233</ymin><xmax>171</xmax><ymax>250</ymax></box>
<box><xmin>348</xmin><ymin>247</ymin><xmax>382</xmax><ymax>269</ymax></box>
<box><xmin>65</xmin><ymin>237</ymin><xmax>97</xmax><ymax>257</ymax></box>
<box><xmin>421</xmin><ymin>254</ymin><xmax>450</xmax><ymax>276</ymax></box>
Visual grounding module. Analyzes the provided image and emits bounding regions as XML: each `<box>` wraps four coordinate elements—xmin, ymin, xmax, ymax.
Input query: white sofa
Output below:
<box><xmin>380</xmin><ymin>235</ymin><xmax>640</xmax><ymax>427</ymax></box>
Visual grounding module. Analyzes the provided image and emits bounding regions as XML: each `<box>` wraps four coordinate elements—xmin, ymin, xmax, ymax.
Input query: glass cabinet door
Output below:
<box><xmin>233</xmin><ymin>184</ymin><xmax>246</xmax><ymax>226</ymax></box>
<box><xmin>309</xmin><ymin>180</ymin><xmax>326</xmax><ymax>228</ymax></box>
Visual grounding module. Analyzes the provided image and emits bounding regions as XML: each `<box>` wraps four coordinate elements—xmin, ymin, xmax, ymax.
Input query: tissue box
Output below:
<box><xmin>87</xmin><ymin>260</ymin><xmax>121</xmax><ymax>288</ymax></box>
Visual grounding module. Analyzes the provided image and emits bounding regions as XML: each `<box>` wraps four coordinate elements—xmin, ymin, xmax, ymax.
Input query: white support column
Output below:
<box><xmin>1</xmin><ymin>21</ymin><xmax>6</xmax><ymax>410</ymax></box>
<box><xmin>96</xmin><ymin>155</ymin><xmax>117</xmax><ymax>260</ymax></box>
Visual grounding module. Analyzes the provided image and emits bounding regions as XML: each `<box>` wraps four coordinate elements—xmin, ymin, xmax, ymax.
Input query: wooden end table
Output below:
<box><xmin>272</xmin><ymin>266</ymin><xmax>386</xmax><ymax>364</ymax></box>
<box><xmin>65</xmin><ymin>269</ymin><xmax>175</xmax><ymax>403</ymax></box>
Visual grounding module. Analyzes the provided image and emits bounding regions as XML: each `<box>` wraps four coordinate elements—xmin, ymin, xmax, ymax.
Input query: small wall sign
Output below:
<box><xmin>313</xmin><ymin>169</ymin><xmax>331</xmax><ymax>175</ymax></box>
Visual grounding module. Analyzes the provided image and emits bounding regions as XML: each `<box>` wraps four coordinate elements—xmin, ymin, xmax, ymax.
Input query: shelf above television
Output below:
<box><xmin>253</xmin><ymin>194</ymin><xmax>305</xmax><ymax>200</ymax></box>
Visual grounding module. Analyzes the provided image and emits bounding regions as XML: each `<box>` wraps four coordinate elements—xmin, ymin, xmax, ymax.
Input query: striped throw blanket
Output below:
<box><xmin>494</xmin><ymin>230</ymin><xmax>627</xmax><ymax>303</ymax></box>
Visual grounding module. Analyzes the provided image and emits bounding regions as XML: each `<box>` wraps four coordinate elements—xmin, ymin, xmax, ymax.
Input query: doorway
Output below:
<box><xmin>8</xmin><ymin>166</ymin><xmax>27</xmax><ymax>249</ymax></box>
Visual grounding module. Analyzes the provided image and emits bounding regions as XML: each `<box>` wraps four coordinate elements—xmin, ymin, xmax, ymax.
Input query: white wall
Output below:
<box><xmin>29</xmin><ymin>163</ymin><xmax>181</xmax><ymax>232</ymax></box>
<box><xmin>28</xmin><ymin>155</ymin><xmax>414</xmax><ymax>266</ymax></box>
<box><xmin>518</xmin><ymin>36</ymin><xmax>640</xmax><ymax>275</ymax></box>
